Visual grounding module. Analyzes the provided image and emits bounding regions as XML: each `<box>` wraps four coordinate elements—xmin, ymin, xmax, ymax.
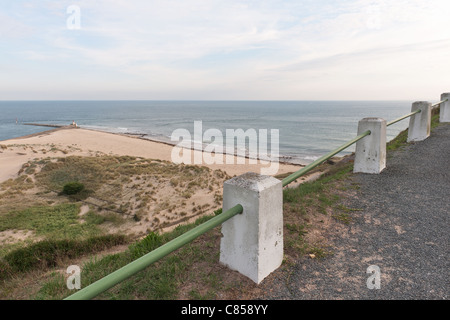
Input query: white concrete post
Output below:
<box><xmin>407</xmin><ymin>101</ymin><xmax>431</xmax><ymax>142</ymax></box>
<box><xmin>353</xmin><ymin>118</ymin><xmax>387</xmax><ymax>174</ymax></box>
<box><xmin>219</xmin><ymin>172</ymin><xmax>283</xmax><ymax>284</ymax></box>
<box><xmin>440</xmin><ymin>93</ymin><xmax>450</xmax><ymax>123</ymax></box>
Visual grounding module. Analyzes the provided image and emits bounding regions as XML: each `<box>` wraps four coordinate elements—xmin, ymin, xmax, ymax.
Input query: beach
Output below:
<box><xmin>0</xmin><ymin>127</ymin><xmax>302</xmax><ymax>184</ymax></box>
<box><xmin>0</xmin><ymin>126</ymin><xmax>309</xmax><ymax>239</ymax></box>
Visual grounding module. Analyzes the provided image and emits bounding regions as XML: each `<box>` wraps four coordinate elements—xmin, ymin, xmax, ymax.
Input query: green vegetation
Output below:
<box><xmin>0</xmin><ymin>154</ymin><xmax>231</xmax><ymax>300</ymax></box>
<box><xmin>386</xmin><ymin>127</ymin><xmax>409</xmax><ymax>151</ymax></box>
<box><xmin>62</xmin><ymin>182</ymin><xmax>85</xmax><ymax>195</ymax></box>
<box><xmin>28</xmin><ymin>155</ymin><xmax>227</xmax><ymax>230</ymax></box>
<box><xmin>0</xmin><ymin>202</ymin><xmax>127</xmax><ymax>282</ymax></box>
<box><xmin>431</xmin><ymin>107</ymin><xmax>442</xmax><ymax>129</ymax></box>
<box><xmin>0</xmin><ymin>204</ymin><xmax>95</xmax><ymax>239</ymax></box>
<box><xmin>35</xmin><ymin>212</ymin><xmax>229</xmax><ymax>300</ymax></box>
<box><xmin>2</xmin><ymin>235</ymin><xmax>126</xmax><ymax>277</ymax></box>
<box><xmin>282</xmin><ymin>160</ymin><xmax>359</xmax><ymax>261</ymax></box>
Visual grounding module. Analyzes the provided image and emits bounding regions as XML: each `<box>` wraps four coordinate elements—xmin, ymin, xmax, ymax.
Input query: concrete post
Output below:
<box><xmin>440</xmin><ymin>93</ymin><xmax>450</xmax><ymax>123</ymax></box>
<box><xmin>407</xmin><ymin>101</ymin><xmax>431</xmax><ymax>142</ymax></box>
<box><xmin>353</xmin><ymin>118</ymin><xmax>387</xmax><ymax>174</ymax></box>
<box><xmin>219</xmin><ymin>172</ymin><xmax>283</xmax><ymax>284</ymax></box>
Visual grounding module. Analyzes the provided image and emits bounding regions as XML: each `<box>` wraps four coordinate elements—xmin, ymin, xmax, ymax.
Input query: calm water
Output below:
<box><xmin>0</xmin><ymin>100</ymin><xmax>413</xmax><ymax>164</ymax></box>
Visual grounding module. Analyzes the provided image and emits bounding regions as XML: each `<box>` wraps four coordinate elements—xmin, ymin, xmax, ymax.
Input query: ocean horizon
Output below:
<box><xmin>0</xmin><ymin>100</ymin><xmax>414</xmax><ymax>165</ymax></box>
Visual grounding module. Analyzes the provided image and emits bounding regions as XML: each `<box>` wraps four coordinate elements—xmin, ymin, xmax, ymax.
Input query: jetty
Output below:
<box><xmin>23</xmin><ymin>121</ymin><xmax>78</xmax><ymax>128</ymax></box>
<box><xmin>23</xmin><ymin>123</ymin><xmax>65</xmax><ymax>128</ymax></box>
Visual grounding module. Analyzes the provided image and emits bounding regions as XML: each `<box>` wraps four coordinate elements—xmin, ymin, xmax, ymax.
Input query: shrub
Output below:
<box><xmin>3</xmin><ymin>235</ymin><xmax>127</xmax><ymax>275</ymax></box>
<box><xmin>0</xmin><ymin>259</ymin><xmax>13</xmax><ymax>281</ymax></box>
<box><xmin>129</xmin><ymin>232</ymin><xmax>164</xmax><ymax>259</ymax></box>
<box><xmin>62</xmin><ymin>182</ymin><xmax>85</xmax><ymax>195</ymax></box>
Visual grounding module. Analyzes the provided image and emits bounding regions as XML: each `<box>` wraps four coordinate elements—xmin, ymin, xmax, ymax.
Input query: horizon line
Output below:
<box><xmin>0</xmin><ymin>98</ymin><xmax>419</xmax><ymax>102</ymax></box>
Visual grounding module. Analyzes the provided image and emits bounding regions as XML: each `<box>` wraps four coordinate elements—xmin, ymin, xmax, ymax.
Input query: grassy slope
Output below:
<box><xmin>0</xmin><ymin>155</ymin><xmax>229</xmax><ymax>299</ymax></box>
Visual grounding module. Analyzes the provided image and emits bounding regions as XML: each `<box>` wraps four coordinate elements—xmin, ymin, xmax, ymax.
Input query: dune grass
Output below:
<box><xmin>35</xmin><ymin>212</ymin><xmax>225</xmax><ymax>300</ymax></box>
<box><xmin>0</xmin><ymin>154</ymin><xmax>230</xmax><ymax>299</ymax></box>
<box><xmin>0</xmin><ymin>204</ymin><xmax>93</xmax><ymax>239</ymax></box>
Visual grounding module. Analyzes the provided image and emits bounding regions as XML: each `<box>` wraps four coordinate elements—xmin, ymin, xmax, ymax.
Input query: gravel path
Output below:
<box><xmin>263</xmin><ymin>123</ymin><xmax>449</xmax><ymax>300</ymax></box>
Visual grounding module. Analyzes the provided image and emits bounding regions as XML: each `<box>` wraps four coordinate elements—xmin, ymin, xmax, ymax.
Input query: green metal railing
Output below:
<box><xmin>386</xmin><ymin>99</ymin><xmax>447</xmax><ymax>127</ymax></box>
<box><xmin>65</xmin><ymin>98</ymin><xmax>447</xmax><ymax>300</ymax></box>
<box><xmin>282</xmin><ymin>99</ymin><xmax>447</xmax><ymax>187</ymax></box>
<box><xmin>65</xmin><ymin>204</ymin><xmax>243</xmax><ymax>300</ymax></box>
<box><xmin>386</xmin><ymin>109</ymin><xmax>421</xmax><ymax>127</ymax></box>
<box><xmin>432</xmin><ymin>99</ymin><xmax>448</xmax><ymax>108</ymax></box>
<box><xmin>281</xmin><ymin>130</ymin><xmax>371</xmax><ymax>187</ymax></box>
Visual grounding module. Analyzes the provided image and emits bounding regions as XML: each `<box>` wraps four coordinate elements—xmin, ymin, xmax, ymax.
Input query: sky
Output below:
<box><xmin>0</xmin><ymin>0</ymin><xmax>449</xmax><ymax>101</ymax></box>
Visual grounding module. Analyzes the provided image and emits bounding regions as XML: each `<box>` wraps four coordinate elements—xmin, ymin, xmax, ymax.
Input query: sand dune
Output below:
<box><xmin>0</xmin><ymin>127</ymin><xmax>308</xmax><ymax>237</ymax></box>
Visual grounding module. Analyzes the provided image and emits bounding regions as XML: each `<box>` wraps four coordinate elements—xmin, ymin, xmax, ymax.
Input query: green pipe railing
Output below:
<box><xmin>282</xmin><ymin>130</ymin><xmax>371</xmax><ymax>187</ymax></box>
<box><xmin>431</xmin><ymin>99</ymin><xmax>448</xmax><ymax>108</ymax></box>
<box><xmin>386</xmin><ymin>99</ymin><xmax>448</xmax><ymax>127</ymax></box>
<box><xmin>65</xmin><ymin>204</ymin><xmax>243</xmax><ymax>300</ymax></box>
<box><xmin>386</xmin><ymin>109</ymin><xmax>421</xmax><ymax>127</ymax></box>
<box><xmin>283</xmin><ymin>99</ymin><xmax>447</xmax><ymax>187</ymax></box>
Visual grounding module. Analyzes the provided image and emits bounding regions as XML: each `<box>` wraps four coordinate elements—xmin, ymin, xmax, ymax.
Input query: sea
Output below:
<box><xmin>0</xmin><ymin>100</ymin><xmax>414</xmax><ymax>165</ymax></box>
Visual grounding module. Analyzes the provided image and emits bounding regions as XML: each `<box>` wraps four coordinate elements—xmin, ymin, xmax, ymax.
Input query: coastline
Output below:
<box><xmin>0</xmin><ymin>126</ymin><xmax>305</xmax><ymax>184</ymax></box>
<box><xmin>99</xmin><ymin>128</ymin><xmax>308</xmax><ymax>167</ymax></box>
<box><xmin>1</xmin><ymin>124</ymin><xmax>338</xmax><ymax>167</ymax></box>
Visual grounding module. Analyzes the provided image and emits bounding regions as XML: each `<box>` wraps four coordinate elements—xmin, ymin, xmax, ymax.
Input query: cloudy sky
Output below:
<box><xmin>1</xmin><ymin>0</ymin><xmax>449</xmax><ymax>100</ymax></box>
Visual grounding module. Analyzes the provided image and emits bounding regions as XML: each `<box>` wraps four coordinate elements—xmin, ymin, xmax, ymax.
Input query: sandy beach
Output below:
<box><xmin>0</xmin><ymin>127</ymin><xmax>302</xmax><ymax>184</ymax></box>
<box><xmin>0</xmin><ymin>127</ymin><xmax>310</xmax><ymax>238</ymax></box>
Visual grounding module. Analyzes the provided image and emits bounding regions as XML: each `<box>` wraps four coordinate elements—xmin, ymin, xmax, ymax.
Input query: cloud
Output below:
<box><xmin>1</xmin><ymin>0</ymin><xmax>450</xmax><ymax>99</ymax></box>
<box><xmin>0</xmin><ymin>11</ymin><xmax>33</xmax><ymax>38</ymax></box>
